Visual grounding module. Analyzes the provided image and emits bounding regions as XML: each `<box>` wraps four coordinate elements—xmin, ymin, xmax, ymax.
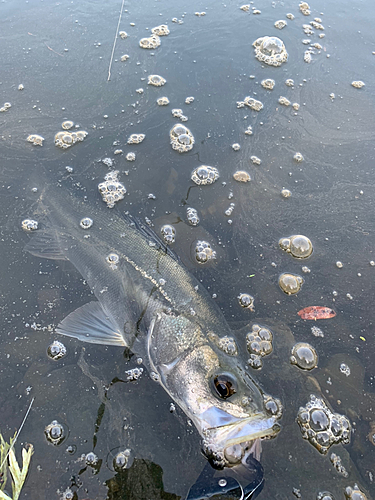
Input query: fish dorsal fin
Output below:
<box><xmin>129</xmin><ymin>216</ymin><xmax>180</xmax><ymax>262</ymax></box>
<box><xmin>24</xmin><ymin>228</ymin><xmax>68</xmax><ymax>260</ymax></box>
<box><xmin>56</xmin><ymin>301</ymin><xmax>126</xmax><ymax>346</ymax></box>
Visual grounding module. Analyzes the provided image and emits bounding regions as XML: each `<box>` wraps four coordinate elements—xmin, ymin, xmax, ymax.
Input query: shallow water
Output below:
<box><xmin>1</xmin><ymin>0</ymin><xmax>375</xmax><ymax>498</ymax></box>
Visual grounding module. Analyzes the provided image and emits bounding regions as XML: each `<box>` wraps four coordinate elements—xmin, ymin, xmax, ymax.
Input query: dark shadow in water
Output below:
<box><xmin>105</xmin><ymin>459</ymin><xmax>180</xmax><ymax>500</ymax></box>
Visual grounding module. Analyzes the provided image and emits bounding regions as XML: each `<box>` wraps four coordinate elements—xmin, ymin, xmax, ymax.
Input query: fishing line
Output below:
<box><xmin>107</xmin><ymin>0</ymin><xmax>126</xmax><ymax>81</ymax></box>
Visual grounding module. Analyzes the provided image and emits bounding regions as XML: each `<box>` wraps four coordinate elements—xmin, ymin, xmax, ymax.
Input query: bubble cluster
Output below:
<box><xmin>0</xmin><ymin>102</ymin><xmax>11</xmax><ymax>112</ymax></box>
<box><xmin>290</xmin><ymin>342</ymin><xmax>318</xmax><ymax>370</ymax></box>
<box><xmin>310</xmin><ymin>20</ymin><xmax>324</xmax><ymax>30</ymax></box>
<box><xmin>47</xmin><ymin>340</ymin><xmax>67</xmax><ymax>360</ymax></box>
<box><xmin>340</xmin><ymin>363</ymin><xmax>351</xmax><ymax>377</ymax></box>
<box><xmin>127</xmin><ymin>133</ymin><xmax>145</xmax><ymax>144</ymax></box>
<box><xmin>233</xmin><ymin>171</ymin><xmax>251</xmax><ymax>182</ymax></box>
<box><xmin>102</xmin><ymin>157</ymin><xmax>113</xmax><ymax>168</ymax></box>
<box><xmin>279</xmin><ymin>235</ymin><xmax>313</xmax><ymax>258</ymax></box>
<box><xmin>330</xmin><ymin>453</ymin><xmax>348</xmax><ymax>477</ymax></box>
<box><xmin>62</xmin><ymin>120</ymin><xmax>74</xmax><ymax>130</ymax></box>
<box><xmin>279</xmin><ymin>273</ymin><xmax>304</xmax><ymax>295</ymax></box>
<box><xmin>148</xmin><ymin>74</ymin><xmax>166</xmax><ymax>87</ymax></box>
<box><xmin>244</xmin><ymin>125</ymin><xmax>253</xmax><ymax>135</ymax></box>
<box><xmin>232</xmin><ymin>143</ymin><xmax>241</xmax><ymax>151</ymax></box>
<box><xmin>139</xmin><ymin>34</ymin><xmax>161</xmax><ymax>49</ymax></box>
<box><xmin>274</xmin><ymin>20</ymin><xmax>287</xmax><ymax>29</ymax></box>
<box><xmin>126</xmin><ymin>152</ymin><xmax>136</xmax><ymax>161</ymax></box>
<box><xmin>225</xmin><ymin>203</ymin><xmax>235</xmax><ymax>217</ymax></box>
<box><xmin>125</xmin><ymin>367</ymin><xmax>144</xmax><ymax>381</ymax></box>
<box><xmin>121</xmin><ymin>54</ymin><xmax>129</xmax><ymax>61</ymax></box>
<box><xmin>185</xmin><ymin>96</ymin><xmax>194</xmax><ymax>104</ymax></box>
<box><xmin>98</xmin><ymin>171</ymin><xmax>126</xmax><ymax>208</ymax></box>
<box><xmin>113</xmin><ymin>449</ymin><xmax>132</xmax><ymax>472</ymax></box>
<box><xmin>27</xmin><ymin>134</ymin><xmax>44</xmax><ymax>146</ymax></box>
<box><xmin>22</xmin><ymin>219</ymin><xmax>38</xmax><ymax>232</ymax></box>
<box><xmin>61</xmin><ymin>488</ymin><xmax>74</xmax><ymax>500</ymax></box>
<box><xmin>286</xmin><ymin>13</ymin><xmax>295</xmax><ymax>20</ymax></box>
<box><xmin>106</xmin><ymin>252</ymin><xmax>120</xmax><ymax>269</ymax></box>
<box><xmin>246</xmin><ymin>325</ymin><xmax>273</xmax><ymax>369</ymax></box>
<box><xmin>311</xmin><ymin>325</ymin><xmax>324</xmax><ymax>337</ymax></box>
<box><xmin>161</xmin><ymin>224</ymin><xmax>176</xmax><ymax>244</ymax></box>
<box><xmin>261</xmin><ymin>78</ymin><xmax>275</xmax><ymax>90</ymax></box>
<box><xmin>187</xmin><ymin>207</ymin><xmax>200</xmax><ymax>226</ymax></box>
<box><xmin>244</xmin><ymin>96</ymin><xmax>263</xmax><ymax>111</ymax></box>
<box><xmin>299</xmin><ymin>2</ymin><xmax>311</xmax><ymax>15</ymax></box>
<box><xmin>248</xmin><ymin>354</ymin><xmax>263</xmax><ymax>369</ymax></box>
<box><xmin>238</xmin><ymin>293</ymin><xmax>255</xmax><ymax>311</ymax></box>
<box><xmin>279</xmin><ymin>96</ymin><xmax>291</xmax><ymax>106</ymax></box>
<box><xmin>18</xmin><ymin>84</ymin><xmax>24</xmax><ymax>90</ymax></box>
<box><xmin>208</xmin><ymin>333</ymin><xmax>238</xmax><ymax>356</ymax></box>
<box><xmin>297</xmin><ymin>394</ymin><xmax>351</xmax><ymax>454</ymax></box>
<box><xmin>171</xmin><ymin>109</ymin><xmax>188</xmax><ymax>121</ymax></box>
<box><xmin>250</xmin><ymin>155</ymin><xmax>261</xmax><ymax>165</ymax></box>
<box><xmin>285</xmin><ymin>79</ymin><xmax>294</xmax><ymax>86</ymax></box>
<box><xmin>253</xmin><ymin>36</ymin><xmax>288</xmax><ymax>66</ymax></box>
<box><xmin>170</xmin><ymin>124</ymin><xmax>194</xmax><ymax>153</ymax></box>
<box><xmin>151</xmin><ymin>25</ymin><xmax>170</xmax><ymax>36</ymax></box>
<box><xmin>316</xmin><ymin>492</ymin><xmax>335</xmax><ymax>500</ymax></box>
<box><xmin>44</xmin><ymin>420</ymin><xmax>65</xmax><ymax>445</ymax></box>
<box><xmin>304</xmin><ymin>50</ymin><xmax>313</xmax><ymax>63</ymax></box>
<box><xmin>55</xmin><ymin>129</ymin><xmax>88</xmax><ymax>149</ymax></box>
<box><xmin>191</xmin><ymin>165</ymin><xmax>219</xmax><ymax>185</ymax></box>
<box><xmin>345</xmin><ymin>484</ymin><xmax>368</xmax><ymax>500</ymax></box>
<box><xmin>157</xmin><ymin>97</ymin><xmax>170</xmax><ymax>106</ymax></box>
<box><xmin>352</xmin><ymin>81</ymin><xmax>365</xmax><ymax>89</ymax></box>
<box><xmin>119</xmin><ymin>31</ymin><xmax>128</xmax><ymax>39</ymax></box>
<box><xmin>194</xmin><ymin>240</ymin><xmax>216</xmax><ymax>264</ymax></box>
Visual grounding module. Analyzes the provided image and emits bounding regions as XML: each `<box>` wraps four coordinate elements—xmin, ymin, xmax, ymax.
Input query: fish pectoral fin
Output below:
<box><xmin>56</xmin><ymin>301</ymin><xmax>127</xmax><ymax>346</ymax></box>
<box><xmin>24</xmin><ymin>228</ymin><xmax>68</xmax><ymax>260</ymax></box>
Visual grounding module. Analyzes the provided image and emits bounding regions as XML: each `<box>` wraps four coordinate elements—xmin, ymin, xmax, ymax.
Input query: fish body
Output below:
<box><xmin>25</xmin><ymin>180</ymin><xmax>282</xmax><ymax>468</ymax></box>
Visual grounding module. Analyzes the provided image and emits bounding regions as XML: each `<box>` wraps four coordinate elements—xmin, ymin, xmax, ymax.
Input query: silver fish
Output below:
<box><xmin>25</xmin><ymin>182</ymin><xmax>282</xmax><ymax>469</ymax></box>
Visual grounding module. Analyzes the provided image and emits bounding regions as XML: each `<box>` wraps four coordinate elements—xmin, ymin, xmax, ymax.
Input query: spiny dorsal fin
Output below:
<box><xmin>128</xmin><ymin>215</ymin><xmax>180</xmax><ymax>262</ymax></box>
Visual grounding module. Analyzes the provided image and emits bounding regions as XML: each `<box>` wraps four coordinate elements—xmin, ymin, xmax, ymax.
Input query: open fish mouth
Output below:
<box><xmin>198</xmin><ymin>410</ymin><xmax>281</xmax><ymax>469</ymax></box>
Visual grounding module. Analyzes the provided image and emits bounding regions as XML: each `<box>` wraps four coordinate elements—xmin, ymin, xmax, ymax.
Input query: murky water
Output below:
<box><xmin>1</xmin><ymin>0</ymin><xmax>375</xmax><ymax>498</ymax></box>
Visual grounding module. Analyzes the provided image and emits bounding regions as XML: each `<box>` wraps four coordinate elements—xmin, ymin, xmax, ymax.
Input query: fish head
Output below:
<box><xmin>147</xmin><ymin>312</ymin><xmax>283</xmax><ymax>469</ymax></box>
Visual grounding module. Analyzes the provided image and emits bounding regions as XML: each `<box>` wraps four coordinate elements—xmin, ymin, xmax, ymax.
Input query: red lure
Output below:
<box><xmin>297</xmin><ymin>306</ymin><xmax>336</xmax><ymax>320</ymax></box>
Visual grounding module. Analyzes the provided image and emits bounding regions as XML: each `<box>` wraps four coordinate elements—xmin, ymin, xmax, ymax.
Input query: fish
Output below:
<box><xmin>297</xmin><ymin>306</ymin><xmax>336</xmax><ymax>320</ymax></box>
<box><xmin>24</xmin><ymin>178</ymin><xmax>282</xmax><ymax>469</ymax></box>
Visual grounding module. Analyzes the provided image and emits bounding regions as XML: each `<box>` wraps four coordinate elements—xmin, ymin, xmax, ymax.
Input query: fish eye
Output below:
<box><xmin>212</xmin><ymin>373</ymin><xmax>237</xmax><ymax>399</ymax></box>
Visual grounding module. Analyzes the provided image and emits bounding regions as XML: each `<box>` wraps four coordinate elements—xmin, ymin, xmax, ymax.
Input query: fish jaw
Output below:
<box><xmin>196</xmin><ymin>408</ymin><xmax>281</xmax><ymax>469</ymax></box>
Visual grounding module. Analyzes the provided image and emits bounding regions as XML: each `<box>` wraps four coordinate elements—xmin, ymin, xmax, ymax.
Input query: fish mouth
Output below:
<box><xmin>198</xmin><ymin>411</ymin><xmax>281</xmax><ymax>469</ymax></box>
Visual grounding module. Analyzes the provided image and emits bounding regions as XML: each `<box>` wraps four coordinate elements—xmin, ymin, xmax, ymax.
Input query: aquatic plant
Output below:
<box><xmin>0</xmin><ymin>432</ymin><xmax>33</xmax><ymax>500</ymax></box>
